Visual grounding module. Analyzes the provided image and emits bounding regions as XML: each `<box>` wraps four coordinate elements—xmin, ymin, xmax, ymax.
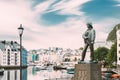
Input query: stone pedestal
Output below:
<box><xmin>71</xmin><ymin>63</ymin><xmax>102</xmax><ymax>80</ymax></box>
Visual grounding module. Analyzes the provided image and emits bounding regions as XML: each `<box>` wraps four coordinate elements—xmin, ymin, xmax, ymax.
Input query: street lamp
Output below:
<box><xmin>18</xmin><ymin>24</ymin><xmax>24</xmax><ymax>67</ymax></box>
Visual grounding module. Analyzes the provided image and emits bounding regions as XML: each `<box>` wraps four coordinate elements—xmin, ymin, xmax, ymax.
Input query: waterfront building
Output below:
<box><xmin>116</xmin><ymin>27</ymin><xmax>120</xmax><ymax>74</ymax></box>
<box><xmin>28</xmin><ymin>47</ymin><xmax>82</xmax><ymax>66</ymax></box>
<box><xmin>27</xmin><ymin>51</ymin><xmax>33</xmax><ymax>63</ymax></box>
<box><xmin>0</xmin><ymin>40</ymin><xmax>27</xmax><ymax>67</ymax></box>
<box><xmin>63</xmin><ymin>49</ymin><xmax>81</xmax><ymax>62</ymax></box>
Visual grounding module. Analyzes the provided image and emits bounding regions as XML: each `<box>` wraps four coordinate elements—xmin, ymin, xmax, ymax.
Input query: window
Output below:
<box><xmin>7</xmin><ymin>49</ymin><xmax>10</xmax><ymax>65</ymax></box>
<box><xmin>3</xmin><ymin>55</ymin><xmax>6</xmax><ymax>57</ymax></box>
<box><xmin>119</xmin><ymin>51</ymin><xmax>120</xmax><ymax>54</ymax></box>
<box><xmin>119</xmin><ymin>44</ymin><xmax>120</xmax><ymax>47</ymax></box>
<box><xmin>15</xmin><ymin>53</ymin><xmax>17</xmax><ymax>65</ymax></box>
<box><xmin>3</xmin><ymin>58</ymin><xmax>6</xmax><ymax>60</ymax></box>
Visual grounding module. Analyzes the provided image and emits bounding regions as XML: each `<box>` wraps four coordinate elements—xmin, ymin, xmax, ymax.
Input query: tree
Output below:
<box><xmin>79</xmin><ymin>47</ymin><xmax>83</xmax><ymax>50</ymax></box>
<box><xmin>94</xmin><ymin>47</ymin><xmax>109</xmax><ymax>62</ymax></box>
<box><xmin>106</xmin><ymin>42</ymin><xmax>117</xmax><ymax>67</ymax></box>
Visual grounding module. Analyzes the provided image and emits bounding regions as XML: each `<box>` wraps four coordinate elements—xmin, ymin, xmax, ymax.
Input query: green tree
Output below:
<box><xmin>79</xmin><ymin>47</ymin><xmax>83</xmax><ymax>50</ymax></box>
<box><xmin>94</xmin><ymin>47</ymin><xmax>109</xmax><ymax>62</ymax></box>
<box><xmin>106</xmin><ymin>42</ymin><xmax>117</xmax><ymax>67</ymax></box>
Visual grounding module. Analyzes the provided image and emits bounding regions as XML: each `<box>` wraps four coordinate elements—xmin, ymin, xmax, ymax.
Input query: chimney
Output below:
<box><xmin>11</xmin><ymin>41</ymin><xmax>13</xmax><ymax>45</ymax></box>
<box><xmin>2</xmin><ymin>40</ymin><xmax>6</xmax><ymax>44</ymax></box>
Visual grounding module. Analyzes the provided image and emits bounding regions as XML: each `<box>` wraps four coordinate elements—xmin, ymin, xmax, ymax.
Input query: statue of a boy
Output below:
<box><xmin>80</xmin><ymin>23</ymin><xmax>96</xmax><ymax>62</ymax></box>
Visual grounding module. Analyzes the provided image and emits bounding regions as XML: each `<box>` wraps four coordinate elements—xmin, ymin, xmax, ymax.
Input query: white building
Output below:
<box><xmin>116</xmin><ymin>26</ymin><xmax>120</xmax><ymax>74</ymax></box>
<box><xmin>28</xmin><ymin>47</ymin><xmax>82</xmax><ymax>65</ymax></box>
<box><xmin>0</xmin><ymin>40</ymin><xmax>27</xmax><ymax>67</ymax></box>
<box><xmin>116</xmin><ymin>28</ymin><xmax>120</xmax><ymax>65</ymax></box>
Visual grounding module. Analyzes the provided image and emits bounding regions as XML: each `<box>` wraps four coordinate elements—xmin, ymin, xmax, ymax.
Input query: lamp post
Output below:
<box><xmin>18</xmin><ymin>24</ymin><xmax>24</xmax><ymax>67</ymax></box>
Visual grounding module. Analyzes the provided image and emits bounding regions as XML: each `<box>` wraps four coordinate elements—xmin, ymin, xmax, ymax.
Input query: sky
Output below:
<box><xmin>0</xmin><ymin>0</ymin><xmax>120</xmax><ymax>50</ymax></box>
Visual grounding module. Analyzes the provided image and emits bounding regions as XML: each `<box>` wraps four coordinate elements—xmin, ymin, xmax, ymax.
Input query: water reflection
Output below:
<box><xmin>32</xmin><ymin>66</ymin><xmax>36</xmax><ymax>75</ymax></box>
<box><xmin>0</xmin><ymin>68</ymin><xmax>27</xmax><ymax>80</ymax></box>
<box><xmin>0</xmin><ymin>66</ymin><xmax>73</xmax><ymax>80</ymax></box>
<box><xmin>21</xmin><ymin>69</ymin><xmax>27</xmax><ymax>80</ymax></box>
<box><xmin>28</xmin><ymin>66</ymin><xmax>73</xmax><ymax>80</ymax></box>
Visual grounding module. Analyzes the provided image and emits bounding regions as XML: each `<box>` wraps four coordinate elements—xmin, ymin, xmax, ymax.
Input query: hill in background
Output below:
<box><xmin>107</xmin><ymin>23</ymin><xmax>120</xmax><ymax>42</ymax></box>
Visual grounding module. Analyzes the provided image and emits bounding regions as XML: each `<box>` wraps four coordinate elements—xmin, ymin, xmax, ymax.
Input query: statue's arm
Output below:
<box><xmin>82</xmin><ymin>31</ymin><xmax>88</xmax><ymax>39</ymax></box>
<box><xmin>91</xmin><ymin>29</ymin><xmax>96</xmax><ymax>44</ymax></box>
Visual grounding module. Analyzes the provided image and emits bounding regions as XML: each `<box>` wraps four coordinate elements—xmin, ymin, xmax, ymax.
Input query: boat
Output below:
<box><xmin>65</xmin><ymin>62</ymin><xmax>76</xmax><ymax>74</ymax></box>
<box><xmin>112</xmin><ymin>74</ymin><xmax>120</xmax><ymax>79</ymax></box>
<box><xmin>0</xmin><ymin>68</ymin><xmax>4</xmax><ymax>75</ymax></box>
<box><xmin>35</xmin><ymin>65</ymin><xmax>47</xmax><ymax>71</ymax></box>
<box><xmin>102</xmin><ymin>70</ymin><xmax>119</xmax><ymax>78</ymax></box>
<box><xmin>67</xmin><ymin>67</ymin><xmax>74</xmax><ymax>74</ymax></box>
<box><xmin>53</xmin><ymin>65</ymin><xmax>67</xmax><ymax>70</ymax></box>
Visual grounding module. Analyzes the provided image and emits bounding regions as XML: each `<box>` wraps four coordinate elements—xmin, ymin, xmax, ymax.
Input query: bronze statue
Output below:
<box><xmin>80</xmin><ymin>23</ymin><xmax>96</xmax><ymax>62</ymax></box>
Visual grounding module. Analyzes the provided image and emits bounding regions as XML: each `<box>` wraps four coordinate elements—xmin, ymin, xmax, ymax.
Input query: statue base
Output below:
<box><xmin>71</xmin><ymin>63</ymin><xmax>102</xmax><ymax>80</ymax></box>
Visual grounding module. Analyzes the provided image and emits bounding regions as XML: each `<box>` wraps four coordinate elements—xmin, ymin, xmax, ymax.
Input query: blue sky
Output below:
<box><xmin>0</xmin><ymin>0</ymin><xmax>120</xmax><ymax>50</ymax></box>
<box><xmin>82</xmin><ymin>0</ymin><xmax>120</xmax><ymax>20</ymax></box>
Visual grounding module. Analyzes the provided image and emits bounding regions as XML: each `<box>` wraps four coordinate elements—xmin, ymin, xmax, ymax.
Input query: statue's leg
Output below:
<box><xmin>81</xmin><ymin>44</ymin><xmax>89</xmax><ymax>61</ymax></box>
<box><xmin>89</xmin><ymin>44</ymin><xmax>94</xmax><ymax>61</ymax></box>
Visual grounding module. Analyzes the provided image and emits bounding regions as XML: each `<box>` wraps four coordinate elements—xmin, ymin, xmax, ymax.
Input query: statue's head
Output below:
<box><xmin>86</xmin><ymin>22</ymin><xmax>93</xmax><ymax>29</ymax></box>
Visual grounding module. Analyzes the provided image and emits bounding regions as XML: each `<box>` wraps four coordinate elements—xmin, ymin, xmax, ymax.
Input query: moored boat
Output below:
<box><xmin>0</xmin><ymin>68</ymin><xmax>4</xmax><ymax>75</ymax></box>
<box><xmin>67</xmin><ymin>67</ymin><xmax>74</xmax><ymax>74</ymax></box>
<box><xmin>53</xmin><ymin>65</ymin><xmax>67</xmax><ymax>70</ymax></box>
<box><xmin>35</xmin><ymin>65</ymin><xmax>47</xmax><ymax>71</ymax></box>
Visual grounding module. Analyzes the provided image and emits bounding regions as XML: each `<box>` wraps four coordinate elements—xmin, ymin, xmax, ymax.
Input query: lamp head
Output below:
<box><xmin>18</xmin><ymin>24</ymin><xmax>24</xmax><ymax>36</ymax></box>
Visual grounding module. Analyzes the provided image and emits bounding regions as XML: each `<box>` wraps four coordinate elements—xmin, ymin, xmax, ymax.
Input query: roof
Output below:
<box><xmin>0</xmin><ymin>40</ymin><xmax>27</xmax><ymax>52</ymax></box>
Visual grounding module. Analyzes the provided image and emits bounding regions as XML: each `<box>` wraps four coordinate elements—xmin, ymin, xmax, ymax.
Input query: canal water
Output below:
<box><xmin>0</xmin><ymin>66</ymin><xmax>73</xmax><ymax>80</ymax></box>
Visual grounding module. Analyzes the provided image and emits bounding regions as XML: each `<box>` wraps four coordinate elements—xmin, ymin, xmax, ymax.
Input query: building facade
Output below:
<box><xmin>28</xmin><ymin>47</ymin><xmax>82</xmax><ymax>66</ymax></box>
<box><xmin>117</xmin><ymin>28</ymin><xmax>120</xmax><ymax>65</ymax></box>
<box><xmin>0</xmin><ymin>40</ymin><xmax>27</xmax><ymax>67</ymax></box>
<box><xmin>116</xmin><ymin>27</ymin><xmax>120</xmax><ymax>74</ymax></box>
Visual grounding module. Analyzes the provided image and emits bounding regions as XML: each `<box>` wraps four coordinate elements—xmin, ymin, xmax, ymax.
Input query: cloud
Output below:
<box><xmin>114</xmin><ymin>0</ymin><xmax>120</xmax><ymax>7</ymax></box>
<box><xmin>0</xmin><ymin>0</ymin><xmax>35</xmax><ymax>30</ymax></box>
<box><xmin>114</xmin><ymin>0</ymin><xmax>120</xmax><ymax>3</ymax></box>
<box><xmin>33</xmin><ymin>0</ymin><xmax>90</xmax><ymax>16</ymax></box>
<box><xmin>33</xmin><ymin>0</ymin><xmax>55</xmax><ymax>14</ymax></box>
<box><xmin>0</xmin><ymin>0</ymin><xmax>42</xmax><ymax>39</ymax></box>
<box><xmin>46</xmin><ymin>0</ymin><xmax>91</xmax><ymax>16</ymax></box>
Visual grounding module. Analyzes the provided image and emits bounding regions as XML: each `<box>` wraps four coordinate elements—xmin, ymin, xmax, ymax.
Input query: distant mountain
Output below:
<box><xmin>107</xmin><ymin>23</ymin><xmax>120</xmax><ymax>41</ymax></box>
